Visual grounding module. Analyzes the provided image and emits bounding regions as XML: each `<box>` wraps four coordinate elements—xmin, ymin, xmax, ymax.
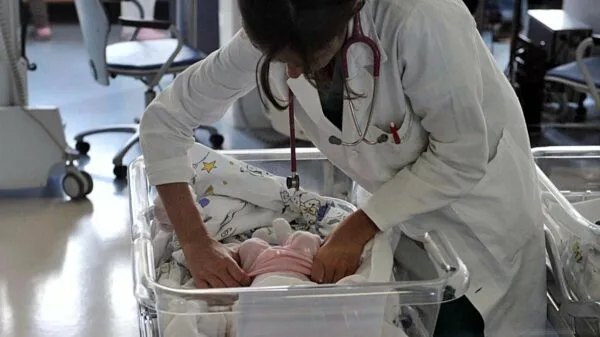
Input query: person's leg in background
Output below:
<box><xmin>463</xmin><ymin>0</ymin><xmax>480</xmax><ymax>14</ymax></box>
<box><xmin>120</xmin><ymin>0</ymin><xmax>165</xmax><ymax>40</ymax></box>
<box><xmin>28</xmin><ymin>0</ymin><xmax>52</xmax><ymax>40</ymax></box>
<box><xmin>433</xmin><ymin>296</ymin><xmax>485</xmax><ymax>337</ymax></box>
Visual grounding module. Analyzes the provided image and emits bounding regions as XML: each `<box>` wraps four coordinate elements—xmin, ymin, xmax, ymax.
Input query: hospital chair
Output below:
<box><xmin>73</xmin><ymin>0</ymin><xmax>224</xmax><ymax>180</ymax></box>
<box><xmin>544</xmin><ymin>35</ymin><xmax>600</xmax><ymax>123</ymax></box>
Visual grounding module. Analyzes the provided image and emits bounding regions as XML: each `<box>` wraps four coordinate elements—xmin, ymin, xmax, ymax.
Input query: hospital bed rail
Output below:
<box><xmin>533</xmin><ymin>146</ymin><xmax>600</xmax><ymax>336</ymax></box>
<box><xmin>128</xmin><ymin>146</ymin><xmax>470</xmax><ymax>337</ymax></box>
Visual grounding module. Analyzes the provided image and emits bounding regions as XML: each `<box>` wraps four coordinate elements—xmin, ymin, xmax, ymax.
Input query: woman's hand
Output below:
<box><xmin>310</xmin><ymin>210</ymin><xmax>380</xmax><ymax>284</ymax></box>
<box><xmin>182</xmin><ymin>237</ymin><xmax>251</xmax><ymax>288</ymax></box>
<box><xmin>155</xmin><ymin>183</ymin><xmax>251</xmax><ymax>289</ymax></box>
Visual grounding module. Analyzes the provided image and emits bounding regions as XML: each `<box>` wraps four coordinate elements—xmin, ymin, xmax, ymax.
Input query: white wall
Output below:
<box><xmin>219</xmin><ymin>0</ymin><xmax>242</xmax><ymax>46</ymax></box>
<box><xmin>563</xmin><ymin>0</ymin><xmax>600</xmax><ymax>33</ymax></box>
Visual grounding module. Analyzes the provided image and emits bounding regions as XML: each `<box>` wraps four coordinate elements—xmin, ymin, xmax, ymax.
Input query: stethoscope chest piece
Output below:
<box><xmin>286</xmin><ymin>174</ymin><xmax>300</xmax><ymax>190</ymax></box>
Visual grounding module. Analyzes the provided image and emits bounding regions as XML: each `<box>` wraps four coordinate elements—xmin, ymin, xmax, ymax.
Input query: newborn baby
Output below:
<box><xmin>238</xmin><ymin>218</ymin><xmax>322</xmax><ymax>287</ymax></box>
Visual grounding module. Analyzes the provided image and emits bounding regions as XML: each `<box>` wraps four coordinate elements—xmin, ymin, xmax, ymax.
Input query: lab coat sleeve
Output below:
<box><xmin>139</xmin><ymin>30</ymin><xmax>262</xmax><ymax>186</ymax></box>
<box><xmin>362</xmin><ymin>3</ymin><xmax>488</xmax><ymax>232</ymax></box>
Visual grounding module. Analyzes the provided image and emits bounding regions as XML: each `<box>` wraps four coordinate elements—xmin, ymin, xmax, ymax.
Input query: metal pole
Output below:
<box><xmin>507</xmin><ymin>0</ymin><xmax>523</xmax><ymax>82</ymax></box>
<box><xmin>186</xmin><ymin>0</ymin><xmax>199</xmax><ymax>49</ymax></box>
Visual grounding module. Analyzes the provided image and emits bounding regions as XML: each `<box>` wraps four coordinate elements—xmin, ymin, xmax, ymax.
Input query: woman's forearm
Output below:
<box><xmin>156</xmin><ymin>183</ymin><xmax>210</xmax><ymax>245</ymax></box>
<box><xmin>334</xmin><ymin>210</ymin><xmax>380</xmax><ymax>246</ymax></box>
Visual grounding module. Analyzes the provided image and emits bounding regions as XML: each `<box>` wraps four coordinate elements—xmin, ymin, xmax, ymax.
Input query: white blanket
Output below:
<box><xmin>150</xmin><ymin>144</ymin><xmax>404</xmax><ymax>337</ymax></box>
<box><xmin>551</xmin><ymin>198</ymin><xmax>600</xmax><ymax>301</ymax></box>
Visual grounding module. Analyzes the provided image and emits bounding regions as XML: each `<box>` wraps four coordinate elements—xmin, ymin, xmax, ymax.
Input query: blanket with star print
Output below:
<box><xmin>150</xmin><ymin>143</ymin><xmax>357</xmax><ymax>272</ymax></box>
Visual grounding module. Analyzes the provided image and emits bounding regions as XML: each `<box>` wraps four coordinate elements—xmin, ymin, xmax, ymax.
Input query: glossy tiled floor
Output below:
<box><xmin>0</xmin><ymin>194</ymin><xmax>135</xmax><ymax>337</ymax></box>
<box><xmin>0</xmin><ymin>23</ymin><xmax>598</xmax><ymax>337</ymax></box>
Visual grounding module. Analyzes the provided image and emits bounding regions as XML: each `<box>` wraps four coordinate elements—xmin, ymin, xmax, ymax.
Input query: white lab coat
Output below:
<box><xmin>139</xmin><ymin>0</ymin><xmax>547</xmax><ymax>335</ymax></box>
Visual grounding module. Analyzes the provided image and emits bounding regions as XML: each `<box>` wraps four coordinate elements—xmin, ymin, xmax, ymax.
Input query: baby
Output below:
<box><xmin>237</xmin><ymin>218</ymin><xmax>322</xmax><ymax>287</ymax></box>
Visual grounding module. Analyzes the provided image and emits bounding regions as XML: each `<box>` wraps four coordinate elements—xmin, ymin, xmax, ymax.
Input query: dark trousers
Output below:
<box><xmin>28</xmin><ymin>0</ymin><xmax>50</xmax><ymax>28</ymax></box>
<box><xmin>433</xmin><ymin>296</ymin><xmax>485</xmax><ymax>337</ymax></box>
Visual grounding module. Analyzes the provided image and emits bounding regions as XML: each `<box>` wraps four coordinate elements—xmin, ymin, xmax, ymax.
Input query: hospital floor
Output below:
<box><xmin>0</xmin><ymin>24</ymin><xmax>598</xmax><ymax>337</ymax></box>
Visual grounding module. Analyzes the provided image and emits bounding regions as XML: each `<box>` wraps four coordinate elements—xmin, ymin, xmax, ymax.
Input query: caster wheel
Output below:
<box><xmin>80</xmin><ymin>171</ymin><xmax>94</xmax><ymax>195</ymax></box>
<box><xmin>209</xmin><ymin>134</ymin><xmax>224</xmax><ymax>149</ymax></box>
<box><xmin>113</xmin><ymin>165</ymin><xmax>128</xmax><ymax>180</ymax></box>
<box><xmin>76</xmin><ymin>141</ymin><xmax>90</xmax><ymax>155</ymax></box>
<box><xmin>62</xmin><ymin>167</ymin><xmax>93</xmax><ymax>200</ymax></box>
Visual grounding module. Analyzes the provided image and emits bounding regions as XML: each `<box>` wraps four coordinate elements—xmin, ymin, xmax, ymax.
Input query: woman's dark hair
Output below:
<box><xmin>238</xmin><ymin>0</ymin><xmax>361</xmax><ymax>110</ymax></box>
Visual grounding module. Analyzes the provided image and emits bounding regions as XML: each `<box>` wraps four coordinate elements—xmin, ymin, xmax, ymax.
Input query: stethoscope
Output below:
<box><xmin>286</xmin><ymin>13</ymin><xmax>387</xmax><ymax>190</ymax></box>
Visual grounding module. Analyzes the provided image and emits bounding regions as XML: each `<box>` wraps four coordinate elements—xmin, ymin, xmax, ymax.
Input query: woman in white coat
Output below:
<box><xmin>139</xmin><ymin>0</ymin><xmax>547</xmax><ymax>335</ymax></box>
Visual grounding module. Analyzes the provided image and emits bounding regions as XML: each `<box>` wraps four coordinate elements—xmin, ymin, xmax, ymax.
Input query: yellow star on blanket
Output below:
<box><xmin>201</xmin><ymin>161</ymin><xmax>217</xmax><ymax>173</ymax></box>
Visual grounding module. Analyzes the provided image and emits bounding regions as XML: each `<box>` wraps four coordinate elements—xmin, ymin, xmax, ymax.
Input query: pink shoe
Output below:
<box><xmin>122</xmin><ymin>28</ymin><xmax>167</xmax><ymax>41</ymax></box>
<box><xmin>34</xmin><ymin>27</ymin><xmax>52</xmax><ymax>41</ymax></box>
<box><xmin>136</xmin><ymin>28</ymin><xmax>167</xmax><ymax>40</ymax></box>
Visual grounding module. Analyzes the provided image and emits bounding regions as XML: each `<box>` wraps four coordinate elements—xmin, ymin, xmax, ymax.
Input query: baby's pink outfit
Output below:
<box><xmin>239</xmin><ymin>231</ymin><xmax>322</xmax><ymax>280</ymax></box>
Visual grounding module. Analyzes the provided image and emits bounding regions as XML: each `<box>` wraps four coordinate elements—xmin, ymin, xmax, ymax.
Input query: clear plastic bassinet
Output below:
<box><xmin>128</xmin><ymin>146</ymin><xmax>470</xmax><ymax>337</ymax></box>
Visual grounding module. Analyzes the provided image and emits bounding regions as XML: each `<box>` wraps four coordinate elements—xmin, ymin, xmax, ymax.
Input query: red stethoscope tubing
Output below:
<box><xmin>288</xmin><ymin>88</ymin><xmax>299</xmax><ymax>190</ymax></box>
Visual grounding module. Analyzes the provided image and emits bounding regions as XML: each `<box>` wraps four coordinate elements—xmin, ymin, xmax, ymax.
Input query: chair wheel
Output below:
<box><xmin>113</xmin><ymin>165</ymin><xmax>128</xmax><ymax>180</ymax></box>
<box><xmin>209</xmin><ymin>134</ymin><xmax>224</xmax><ymax>149</ymax></box>
<box><xmin>75</xmin><ymin>141</ymin><xmax>90</xmax><ymax>155</ymax></box>
<box><xmin>80</xmin><ymin>171</ymin><xmax>94</xmax><ymax>195</ymax></box>
<box><xmin>62</xmin><ymin>167</ymin><xmax>93</xmax><ymax>200</ymax></box>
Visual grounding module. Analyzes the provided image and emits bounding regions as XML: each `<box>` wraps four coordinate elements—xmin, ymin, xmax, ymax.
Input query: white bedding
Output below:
<box><xmin>149</xmin><ymin>145</ymin><xmax>407</xmax><ymax>337</ymax></box>
<box><xmin>543</xmin><ymin>195</ymin><xmax>600</xmax><ymax>301</ymax></box>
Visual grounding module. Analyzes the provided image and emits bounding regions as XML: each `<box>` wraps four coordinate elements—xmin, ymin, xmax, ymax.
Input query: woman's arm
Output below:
<box><xmin>361</xmin><ymin>1</ymin><xmax>489</xmax><ymax>232</ymax></box>
<box><xmin>139</xmin><ymin>30</ymin><xmax>260</xmax><ymax>288</ymax></box>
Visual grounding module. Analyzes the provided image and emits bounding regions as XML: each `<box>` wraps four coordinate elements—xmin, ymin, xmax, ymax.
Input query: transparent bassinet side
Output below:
<box><xmin>533</xmin><ymin>146</ymin><xmax>600</xmax><ymax>204</ymax></box>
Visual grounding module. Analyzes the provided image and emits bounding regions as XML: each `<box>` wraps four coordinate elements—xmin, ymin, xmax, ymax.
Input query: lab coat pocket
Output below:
<box><xmin>371</xmin><ymin>109</ymin><xmax>428</xmax><ymax>171</ymax></box>
<box><xmin>450</xmin><ymin>129</ymin><xmax>538</xmax><ymax>270</ymax></box>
